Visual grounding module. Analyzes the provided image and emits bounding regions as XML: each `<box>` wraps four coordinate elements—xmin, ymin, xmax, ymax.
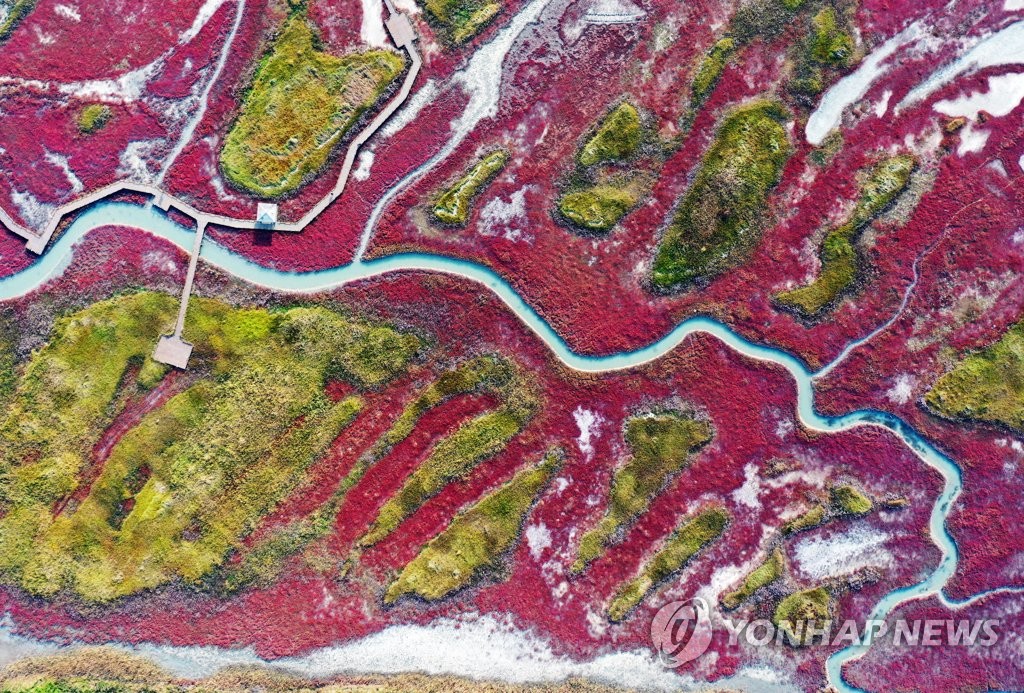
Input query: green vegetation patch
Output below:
<box><xmin>359</xmin><ymin>357</ymin><xmax>538</xmax><ymax>547</ymax></box>
<box><xmin>370</xmin><ymin>356</ymin><xmax>518</xmax><ymax>458</ymax></box>
<box><xmin>578</xmin><ymin>102</ymin><xmax>643</xmax><ymax>167</ymax></box>
<box><xmin>788</xmin><ymin>7</ymin><xmax>857</xmax><ymax>96</ymax></box>
<box><xmin>385</xmin><ymin>450</ymin><xmax>560</xmax><ymax>603</ymax></box>
<box><xmin>652</xmin><ymin>100</ymin><xmax>791</xmax><ymax>290</ymax></box>
<box><xmin>926</xmin><ymin>320</ymin><xmax>1024</xmax><ymax>433</ymax></box>
<box><xmin>722</xmin><ymin>548</ymin><xmax>784</xmax><ymax>609</ymax></box>
<box><xmin>690</xmin><ymin>0</ymin><xmax>856</xmax><ymax>117</ymax></box>
<box><xmin>422</xmin><ymin>0</ymin><xmax>501</xmax><ymax>45</ymax></box>
<box><xmin>77</xmin><ymin>105</ymin><xmax>112</xmax><ymax>135</ymax></box>
<box><xmin>608</xmin><ymin>507</ymin><xmax>729</xmax><ymax>622</ymax></box>
<box><xmin>432</xmin><ymin>150</ymin><xmax>508</xmax><ymax>226</ymax></box>
<box><xmin>831</xmin><ymin>484</ymin><xmax>872</xmax><ymax>515</ymax></box>
<box><xmin>220</xmin><ymin>14</ymin><xmax>405</xmax><ymax>198</ymax></box>
<box><xmin>555</xmin><ymin>101</ymin><xmax>650</xmax><ymax>233</ymax></box>
<box><xmin>807</xmin><ymin>7</ymin><xmax>855</xmax><ymax>67</ymax></box>
<box><xmin>278</xmin><ymin>356</ymin><xmax>522</xmax><ymax>577</ymax></box>
<box><xmin>573</xmin><ymin>412</ymin><xmax>712</xmax><ymax>573</ymax></box>
<box><xmin>691</xmin><ymin>38</ymin><xmax>736</xmax><ymax>109</ymax></box>
<box><xmin>0</xmin><ymin>292</ymin><xmax>419</xmax><ymax>601</ymax></box>
<box><xmin>687</xmin><ymin>0</ymin><xmax>807</xmax><ymax>111</ymax></box>
<box><xmin>782</xmin><ymin>503</ymin><xmax>825</xmax><ymax>536</ymax></box>
<box><xmin>0</xmin><ymin>0</ymin><xmax>35</xmax><ymax>41</ymax></box>
<box><xmin>775</xmin><ymin>154</ymin><xmax>915</xmax><ymax>317</ymax></box>
<box><xmin>773</xmin><ymin>586</ymin><xmax>831</xmax><ymax>645</ymax></box>
<box><xmin>557</xmin><ymin>181</ymin><xmax>642</xmax><ymax>233</ymax></box>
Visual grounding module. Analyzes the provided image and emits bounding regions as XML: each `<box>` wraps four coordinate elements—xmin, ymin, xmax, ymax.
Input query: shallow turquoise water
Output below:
<box><xmin>0</xmin><ymin>201</ymin><xmax>964</xmax><ymax>692</ymax></box>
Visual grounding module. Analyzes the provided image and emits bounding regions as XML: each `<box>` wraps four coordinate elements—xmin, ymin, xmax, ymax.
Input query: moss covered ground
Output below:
<box><xmin>77</xmin><ymin>105</ymin><xmax>112</xmax><ymax>135</ymax></box>
<box><xmin>832</xmin><ymin>484</ymin><xmax>872</xmax><ymax>515</ymax></box>
<box><xmin>422</xmin><ymin>0</ymin><xmax>501</xmax><ymax>44</ymax></box>
<box><xmin>690</xmin><ymin>38</ymin><xmax>736</xmax><ymax>109</ymax></box>
<box><xmin>432</xmin><ymin>150</ymin><xmax>508</xmax><ymax>226</ymax></box>
<box><xmin>359</xmin><ymin>356</ymin><xmax>537</xmax><ymax>547</ymax></box>
<box><xmin>246</xmin><ymin>357</ymin><xmax>528</xmax><ymax>584</ymax></box>
<box><xmin>688</xmin><ymin>0</ymin><xmax>846</xmax><ymax>113</ymax></box>
<box><xmin>220</xmin><ymin>13</ymin><xmax>404</xmax><ymax>198</ymax></box>
<box><xmin>807</xmin><ymin>7</ymin><xmax>854</xmax><ymax>67</ymax></box>
<box><xmin>557</xmin><ymin>182</ymin><xmax>643</xmax><ymax>233</ymax></box>
<box><xmin>0</xmin><ymin>0</ymin><xmax>34</xmax><ymax>41</ymax></box>
<box><xmin>926</xmin><ymin>320</ymin><xmax>1024</xmax><ymax>433</ymax></box>
<box><xmin>773</xmin><ymin>586</ymin><xmax>831</xmax><ymax>644</ymax></box>
<box><xmin>652</xmin><ymin>101</ymin><xmax>791</xmax><ymax>290</ymax></box>
<box><xmin>0</xmin><ymin>292</ymin><xmax>420</xmax><ymax>601</ymax></box>
<box><xmin>781</xmin><ymin>503</ymin><xmax>825</xmax><ymax>535</ymax></box>
<box><xmin>607</xmin><ymin>507</ymin><xmax>729</xmax><ymax>621</ymax></box>
<box><xmin>557</xmin><ymin>102</ymin><xmax>650</xmax><ymax>233</ymax></box>
<box><xmin>573</xmin><ymin>412</ymin><xmax>712</xmax><ymax>573</ymax></box>
<box><xmin>385</xmin><ymin>450</ymin><xmax>560</xmax><ymax>603</ymax></box>
<box><xmin>722</xmin><ymin>547</ymin><xmax>784</xmax><ymax>609</ymax></box>
<box><xmin>578</xmin><ymin>103</ymin><xmax>643</xmax><ymax>168</ymax></box>
<box><xmin>775</xmin><ymin>154</ymin><xmax>915</xmax><ymax>316</ymax></box>
<box><xmin>789</xmin><ymin>6</ymin><xmax>856</xmax><ymax>95</ymax></box>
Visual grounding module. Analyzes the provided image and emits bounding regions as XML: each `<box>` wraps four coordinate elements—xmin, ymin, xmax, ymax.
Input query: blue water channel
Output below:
<box><xmin>0</xmin><ymin>201</ymin><xmax>964</xmax><ymax>692</ymax></box>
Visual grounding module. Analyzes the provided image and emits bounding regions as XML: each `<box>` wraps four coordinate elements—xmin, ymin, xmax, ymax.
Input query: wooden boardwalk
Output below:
<box><xmin>0</xmin><ymin>6</ymin><xmax>422</xmax><ymax>369</ymax></box>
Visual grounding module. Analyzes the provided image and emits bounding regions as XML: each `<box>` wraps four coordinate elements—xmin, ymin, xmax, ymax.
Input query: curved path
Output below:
<box><xmin>0</xmin><ymin>199</ymin><xmax>963</xmax><ymax>693</ymax></box>
<box><xmin>0</xmin><ymin>2</ymin><xmax>1002</xmax><ymax>689</ymax></box>
<box><xmin>0</xmin><ymin>2</ymin><xmax>423</xmax><ymax>253</ymax></box>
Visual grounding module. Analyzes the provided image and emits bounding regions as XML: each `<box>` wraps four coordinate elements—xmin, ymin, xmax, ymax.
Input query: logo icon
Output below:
<box><xmin>650</xmin><ymin>597</ymin><xmax>713</xmax><ymax>667</ymax></box>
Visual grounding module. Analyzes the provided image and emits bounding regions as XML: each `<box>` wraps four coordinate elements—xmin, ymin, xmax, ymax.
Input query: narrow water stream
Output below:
<box><xmin>0</xmin><ymin>201</ymin><xmax>964</xmax><ymax>692</ymax></box>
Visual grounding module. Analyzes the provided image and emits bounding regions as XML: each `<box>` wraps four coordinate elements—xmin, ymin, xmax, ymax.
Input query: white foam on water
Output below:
<box><xmin>379</xmin><ymin>79</ymin><xmax>439</xmax><ymax>139</ymax></box>
<box><xmin>44</xmin><ymin>151</ymin><xmax>84</xmax><ymax>195</ymax></box>
<box><xmin>10</xmin><ymin>190</ymin><xmax>55</xmax><ymax>231</ymax></box>
<box><xmin>0</xmin><ymin>614</ymin><xmax>706</xmax><ymax>690</ymax></box>
<box><xmin>806</xmin><ymin>20</ymin><xmax>926</xmax><ymax>145</ymax></box>
<box><xmin>282</xmin><ymin>614</ymin><xmax>691</xmax><ymax>690</ymax></box>
<box><xmin>898</xmin><ymin>20</ymin><xmax>1024</xmax><ymax>111</ymax></box>
<box><xmin>392</xmin><ymin>0</ymin><xmax>421</xmax><ymax>14</ymax></box>
<box><xmin>479</xmin><ymin>186</ymin><xmax>533</xmax><ymax>242</ymax></box>
<box><xmin>732</xmin><ymin>463</ymin><xmax>762</xmax><ymax>509</ymax></box>
<box><xmin>955</xmin><ymin>121</ymin><xmax>990</xmax><ymax>156</ymax></box>
<box><xmin>58</xmin><ymin>58</ymin><xmax>165</xmax><ymax>102</ymax></box>
<box><xmin>451</xmin><ymin>0</ymin><xmax>552</xmax><ymax>134</ymax></box>
<box><xmin>873</xmin><ymin>89</ymin><xmax>893</xmax><ymax>118</ymax></box>
<box><xmin>359</xmin><ymin>0</ymin><xmax>389</xmax><ymax>47</ymax></box>
<box><xmin>116</xmin><ymin>140</ymin><xmax>160</xmax><ymax>182</ymax></box>
<box><xmin>524</xmin><ymin>522</ymin><xmax>552</xmax><ymax>560</ymax></box>
<box><xmin>933</xmin><ymin>72</ymin><xmax>1024</xmax><ymax>119</ymax></box>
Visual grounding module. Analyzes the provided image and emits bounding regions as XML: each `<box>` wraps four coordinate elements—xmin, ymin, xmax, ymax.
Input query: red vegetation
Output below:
<box><xmin>0</xmin><ymin>230</ymin><xmax>945</xmax><ymax>690</ymax></box>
